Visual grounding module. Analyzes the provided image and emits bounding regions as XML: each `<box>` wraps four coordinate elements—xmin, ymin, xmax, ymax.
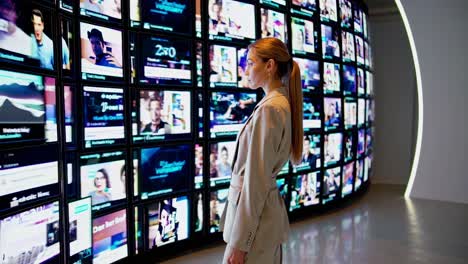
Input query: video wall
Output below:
<box><xmin>0</xmin><ymin>0</ymin><xmax>374</xmax><ymax>263</ymax></box>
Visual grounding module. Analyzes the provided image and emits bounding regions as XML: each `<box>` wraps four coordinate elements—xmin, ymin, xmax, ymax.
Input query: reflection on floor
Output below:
<box><xmin>160</xmin><ymin>184</ymin><xmax>468</xmax><ymax>264</ymax></box>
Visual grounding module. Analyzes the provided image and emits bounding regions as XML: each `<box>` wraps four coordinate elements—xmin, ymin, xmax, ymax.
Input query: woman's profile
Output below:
<box><xmin>220</xmin><ymin>37</ymin><xmax>303</xmax><ymax>264</ymax></box>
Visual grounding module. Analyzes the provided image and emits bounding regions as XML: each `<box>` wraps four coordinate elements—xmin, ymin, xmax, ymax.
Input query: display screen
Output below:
<box><xmin>61</xmin><ymin>0</ymin><xmax>74</xmax><ymax>12</ymax></box>
<box><xmin>366</xmin><ymin>71</ymin><xmax>373</xmax><ymax>95</ymax></box>
<box><xmin>322</xmin><ymin>166</ymin><xmax>341</xmax><ymax>204</ymax></box>
<box><xmin>364</xmin><ymin>41</ymin><xmax>369</xmax><ymax>67</ymax></box>
<box><xmin>260</xmin><ymin>8</ymin><xmax>287</xmax><ymax>43</ymax></box>
<box><xmin>342</xmin><ymin>31</ymin><xmax>355</xmax><ymax>62</ymax></box>
<box><xmin>294</xmin><ymin>134</ymin><xmax>321</xmax><ymax>172</ymax></box>
<box><xmin>0</xmin><ymin>145</ymin><xmax>59</xmax><ymax>212</ymax></box>
<box><xmin>80</xmin><ymin>0</ymin><xmax>122</xmax><ymax>23</ymax></box>
<box><xmin>323</xmin><ymin>62</ymin><xmax>340</xmax><ymax>94</ymax></box>
<box><xmin>343</xmin><ymin>65</ymin><xmax>356</xmax><ymax>96</ymax></box>
<box><xmin>209</xmin><ymin>44</ymin><xmax>247</xmax><ymax>88</ymax></box>
<box><xmin>62</xmin><ymin>18</ymin><xmax>74</xmax><ymax>75</ymax></box>
<box><xmin>208</xmin><ymin>0</ymin><xmax>256</xmax><ymax>42</ymax></box>
<box><xmin>291</xmin><ymin>17</ymin><xmax>317</xmax><ymax>56</ymax></box>
<box><xmin>321</xmin><ymin>24</ymin><xmax>340</xmax><ymax>60</ymax></box>
<box><xmin>340</xmin><ymin>0</ymin><xmax>352</xmax><ymax>29</ymax></box>
<box><xmin>343</xmin><ymin>130</ymin><xmax>355</xmax><ymax>162</ymax></box>
<box><xmin>357</xmin><ymin>68</ymin><xmax>365</xmax><ymax>95</ymax></box>
<box><xmin>324</xmin><ymin>97</ymin><xmax>341</xmax><ymax>131</ymax></box>
<box><xmin>358</xmin><ymin>98</ymin><xmax>365</xmax><ymax>127</ymax></box>
<box><xmin>139</xmin><ymin>145</ymin><xmax>190</xmax><ymax>200</ymax></box>
<box><xmin>132</xmin><ymin>89</ymin><xmax>191</xmax><ymax>143</ymax></box>
<box><xmin>364</xmin><ymin>154</ymin><xmax>372</xmax><ymax>182</ymax></box>
<box><xmin>366</xmin><ymin>127</ymin><xmax>373</xmax><ymax>153</ymax></box>
<box><xmin>209</xmin><ymin>188</ymin><xmax>228</xmax><ymax>233</ymax></box>
<box><xmin>68</xmin><ymin>198</ymin><xmax>93</xmax><ymax>264</ymax></box>
<box><xmin>324</xmin><ymin>132</ymin><xmax>342</xmax><ymax>167</ymax></box>
<box><xmin>197</xmin><ymin>91</ymin><xmax>204</xmax><ymax>138</ymax></box>
<box><xmin>64</xmin><ymin>85</ymin><xmax>74</xmax><ymax>143</ymax></box>
<box><xmin>44</xmin><ymin>78</ymin><xmax>57</xmax><ymax>143</ymax></box>
<box><xmin>366</xmin><ymin>99</ymin><xmax>374</xmax><ymax>123</ymax></box>
<box><xmin>196</xmin><ymin>42</ymin><xmax>203</xmax><ymax>87</ymax></box>
<box><xmin>80</xmin><ymin>151</ymin><xmax>126</xmax><ymax>211</ymax></box>
<box><xmin>147</xmin><ymin>195</ymin><xmax>189</xmax><ymax>248</ymax></box>
<box><xmin>83</xmin><ymin>86</ymin><xmax>125</xmax><ymax>148</ymax></box>
<box><xmin>80</xmin><ymin>22</ymin><xmax>123</xmax><ymax>82</ymax></box>
<box><xmin>136</xmin><ymin>34</ymin><xmax>192</xmax><ymax>86</ymax></box>
<box><xmin>291</xmin><ymin>0</ymin><xmax>317</xmax><ymax>17</ymax></box>
<box><xmin>295</xmin><ymin>57</ymin><xmax>320</xmax><ymax>93</ymax></box>
<box><xmin>194</xmin><ymin>193</ymin><xmax>204</xmax><ymax>232</ymax></box>
<box><xmin>92</xmin><ymin>209</ymin><xmax>128</xmax><ymax>264</ymax></box>
<box><xmin>276</xmin><ymin>177</ymin><xmax>288</xmax><ymax>201</ymax></box>
<box><xmin>209</xmin><ymin>140</ymin><xmax>236</xmax><ymax>186</ymax></box>
<box><xmin>320</xmin><ymin>0</ymin><xmax>337</xmax><ymax>22</ymax></box>
<box><xmin>278</xmin><ymin>162</ymin><xmax>289</xmax><ymax>176</ymax></box>
<box><xmin>357</xmin><ymin>128</ymin><xmax>365</xmax><ymax>157</ymax></box>
<box><xmin>354</xmin><ymin>158</ymin><xmax>364</xmax><ymax>190</ymax></box>
<box><xmin>0</xmin><ymin>1</ymin><xmax>55</xmax><ymax>70</ymax></box>
<box><xmin>0</xmin><ymin>201</ymin><xmax>60</xmax><ymax>264</ymax></box>
<box><xmin>209</xmin><ymin>91</ymin><xmax>258</xmax><ymax>138</ymax></box>
<box><xmin>303</xmin><ymin>96</ymin><xmax>322</xmax><ymax>130</ymax></box>
<box><xmin>356</xmin><ymin>35</ymin><xmax>364</xmax><ymax>66</ymax></box>
<box><xmin>290</xmin><ymin>172</ymin><xmax>320</xmax><ymax>211</ymax></box>
<box><xmin>354</xmin><ymin>6</ymin><xmax>363</xmax><ymax>33</ymax></box>
<box><xmin>261</xmin><ymin>0</ymin><xmax>286</xmax><ymax>8</ymax></box>
<box><xmin>344</xmin><ymin>97</ymin><xmax>357</xmax><ymax>129</ymax></box>
<box><xmin>194</xmin><ymin>144</ymin><xmax>204</xmax><ymax>189</ymax></box>
<box><xmin>342</xmin><ymin>162</ymin><xmax>354</xmax><ymax>197</ymax></box>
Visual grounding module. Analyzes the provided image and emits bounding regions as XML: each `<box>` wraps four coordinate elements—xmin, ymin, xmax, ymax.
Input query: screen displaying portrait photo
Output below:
<box><xmin>209</xmin><ymin>188</ymin><xmax>228</xmax><ymax>233</ymax></box>
<box><xmin>80</xmin><ymin>0</ymin><xmax>122</xmax><ymax>23</ymax></box>
<box><xmin>344</xmin><ymin>97</ymin><xmax>357</xmax><ymax>129</ymax></box>
<box><xmin>208</xmin><ymin>0</ymin><xmax>256</xmax><ymax>42</ymax></box>
<box><xmin>209</xmin><ymin>91</ymin><xmax>258</xmax><ymax>138</ymax></box>
<box><xmin>92</xmin><ymin>209</ymin><xmax>128</xmax><ymax>264</ymax></box>
<box><xmin>343</xmin><ymin>65</ymin><xmax>356</xmax><ymax>96</ymax></box>
<box><xmin>355</xmin><ymin>35</ymin><xmax>364</xmax><ymax>66</ymax></box>
<box><xmin>294</xmin><ymin>134</ymin><xmax>321</xmax><ymax>172</ymax></box>
<box><xmin>83</xmin><ymin>86</ymin><xmax>125</xmax><ymax>148</ymax></box>
<box><xmin>290</xmin><ymin>172</ymin><xmax>320</xmax><ymax>211</ymax></box>
<box><xmin>68</xmin><ymin>198</ymin><xmax>93</xmax><ymax>264</ymax></box>
<box><xmin>322</xmin><ymin>166</ymin><xmax>341</xmax><ymax>204</ymax></box>
<box><xmin>0</xmin><ymin>1</ymin><xmax>55</xmax><ymax>70</ymax></box>
<box><xmin>147</xmin><ymin>195</ymin><xmax>189</xmax><ymax>249</ymax></box>
<box><xmin>342</xmin><ymin>31</ymin><xmax>355</xmax><ymax>62</ymax></box>
<box><xmin>358</xmin><ymin>98</ymin><xmax>365</xmax><ymax>127</ymax></box>
<box><xmin>80</xmin><ymin>151</ymin><xmax>126</xmax><ymax>211</ymax></box>
<box><xmin>139</xmin><ymin>145</ymin><xmax>190</xmax><ymax>200</ymax></box>
<box><xmin>209</xmin><ymin>44</ymin><xmax>238</xmax><ymax>88</ymax></box>
<box><xmin>324</xmin><ymin>97</ymin><xmax>341</xmax><ymax>131</ymax></box>
<box><xmin>138</xmin><ymin>34</ymin><xmax>192</xmax><ymax>86</ymax></box>
<box><xmin>295</xmin><ymin>57</ymin><xmax>320</xmax><ymax>93</ymax></box>
<box><xmin>343</xmin><ymin>130</ymin><xmax>355</xmax><ymax>162</ymax></box>
<box><xmin>303</xmin><ymin>97</ymin><xmax>322</xmax><ymax>130</ymax></box>
<box><xmin>323</xmin><ymin>62</ymin><xmax>340</xmax><ymax>94</ymax></box>
<box><xmin>324</xmin><ymin>132</ymin><xmax>342</xmax><ymax>167</ymax></box>
<box><xmin>61</xmin><ymin>18</ymin><xmax>74</xmax><ymax>76</ymax></box>
<box><xmin>320</xmin><ymin>0</ymin><xmax>337</xmax><ymax>22</ymax></box>
<box><xmin>0</xmin><ymin>70</ymin><xmax>47</xmax><ymax>144</ymax></box>
<box><xmin>354</xmin><ymin>158</ymin><xmax>364</xmax><ymax>191</ymax></box>
<box><xmin>354</xmin><ymin>7</ymin><xmax>363</xmax><ymax>34</ymax></box>
<box><xmin>366</xmin><ymin>71</ymin><xmax>373</xmax><ymax>96</ymax></box>
<box><xmin>357</xmin><ymin>128</ymin><xmax>365</xmax><ymax>157</ymax></box>
<box><xmin>342</xmin><ymin>162</ymin><xmax>354</xmax><ymax>197</ymax></box>
<box><xmin>210</xmin><ymin>140</ymin><xmax>237</xmax><ymax>186</ymax></box>
<box><xmin>357</xmin><ymin>68</ymin><xmax>365</xmax><ymax>95</ymax></box>
<box><xmin>80</xmin><ymin>22</ymin><xmax>123</xmax><ymax>82</ymax></box>
<box><xmin>291</xmin><ymin>17</ymin><xmax>317</xmax><ymax>56</ymax></box>
<box><xmin>260</xmin><ymin>8</ymin><xmax>287</xmax><ymax>43</ymax></box>
<box><xmin>133</xmin><ymin>89</ymin><xmax>191</xmax><ymax>143</ymax></box>
<box><xmin>339</xmin><ymin>0</ymin><xmax>352</xmax><ymax>29</ymax></box>
<box><xmin>291</xmin><ymin>0</ymin><xmax>317</xmax><ymax>17</ymax></box>
<box><xmin>321</xmin><ymin>24</ymin><xmax>340</xmax><ymax>60</ymax></box>
<box><xmin>0</xmin><ymin>201</ymin><xmax>60</xmax><ymax>264</ymax></box>
<box><xmin>194</xmin><ymin>144</ymin><xmax>204</xmax><ymax>189</ymax></box>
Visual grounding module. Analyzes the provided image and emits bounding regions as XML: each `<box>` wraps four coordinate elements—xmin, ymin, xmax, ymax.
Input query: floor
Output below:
<box><xmin>160</xmin><ymin>184</ymin><xmax>468</xmax><ymax>264</ymax></box>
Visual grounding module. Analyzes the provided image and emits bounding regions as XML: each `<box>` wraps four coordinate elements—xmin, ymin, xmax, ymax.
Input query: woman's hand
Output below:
<box><xmin>228</xmin><ymin>247</ymin><xmax>247</xmax><ymax>264</ymax></box>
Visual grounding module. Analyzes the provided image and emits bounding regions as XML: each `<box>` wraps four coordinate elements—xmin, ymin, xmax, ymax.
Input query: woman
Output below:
<box><xmin>88</xmin><ymin>168</ymin><xmax>112</xmax><ymax>205</ymax></box>
<box><xmin>220</xmin><ymin>37</ymin><xmax>303</xmax><ymax>264</ymax></box>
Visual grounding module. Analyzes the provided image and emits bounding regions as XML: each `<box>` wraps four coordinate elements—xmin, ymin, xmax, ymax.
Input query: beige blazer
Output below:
<box><xmin>220</xmin><ymin>86</ymin><xmax>291</xmax><ymax>253</ymax></box>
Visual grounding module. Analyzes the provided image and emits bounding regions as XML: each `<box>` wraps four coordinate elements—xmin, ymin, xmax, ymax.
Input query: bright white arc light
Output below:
<box><xmin>394</xmin><ymin>0</ymin><xmax>424</xmax><ymax>199</ymax></box>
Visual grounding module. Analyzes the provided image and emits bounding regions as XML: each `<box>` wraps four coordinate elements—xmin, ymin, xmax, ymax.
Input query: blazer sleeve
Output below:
<box><xmin>228</xmin><ymin>103</ymin><xmax>286</xmax><ymax>252</ymax></box>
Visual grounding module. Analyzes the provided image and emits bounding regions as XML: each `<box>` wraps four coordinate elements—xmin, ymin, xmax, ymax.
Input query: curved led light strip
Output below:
<box><xmin>394</xmin><ymin>0</ymin><xmax>424</xmax><ymax>199</ymax></box>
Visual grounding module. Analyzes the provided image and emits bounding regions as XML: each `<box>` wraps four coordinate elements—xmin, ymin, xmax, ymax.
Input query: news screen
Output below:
<box><xmin>0</xmin><ymin>201</ymin><xmax>61</xmax><ymax>264</ymax></box>
<box><xmin>82</xmin><ymin>86</ymin><xmax>125</xmax><ymax>148</ymax></box>
<box><xmin>68</xmin><ymin>197</ymin><xmax>93</xmax><ymax>264</ymax></box>
<box><xmin>0</xmin><ymin>145</ymin><xmax>59</xmax><ymax>212</ymax></box>
<box><xmin>208</xmin><ymin>0</ymin><xmax>256</xmax><ymax>42</ymax></box>
<box><xmin>61</xmin><ymin>0</ymin><xmax>74</xmax><ymax>12</ymax></box>
<box><xmin>366</xmin><ymin>71</ymin><xmax>373</xmax><ymax>95</ymax></box>
<box><xmin>356</xmin><ymin>35</ymin><xmax>364</xmax><ymax>66</ymax></box>
<box><xmin>290</xmin><ymin>172</ymin><xmax>320</xmax><ymax>211</ymax></box>
<box><xmin>357</xmin><ymin>68</ymin><xmax>365</xmax><ymax>95</ymax></box>
<box><xmin>320</xmin><ymin>0</ymin><xmax>337</xmax><ymax>23</ymax></box>
<box><xmin>291</xmin><ymin>17</ymin><xmax>317</xmax><ymax>56</ymax></box>
<box><xmin>342</xmin><ymin>162</ymin><xmax>354</xmax><ymax>197</ymax></box>
<box><xmin>354</xmin><ymin>158</ymin><xmax>364</xmax><ymax>191</ymax></box>
<box><xmin>322</xmin><ymin>166</ymin><xmax>341</xmax><ymax>204</ymax></box>
<box><xmin>92</xmin><ymin>209</ymin><xmax>128</xmax><ymax>264</ymax></box>
<box><xmin>340</xmin><ymin>0</ymin><xmax>352</xmax><ymax>29</ymax></box>
<box><xmin>64</xmin><ymin>85</ymin><xmax>74</xmax><ymax>143</ymax></box>
<box><xmin>295</xmin><ymin>57</ymin><xmax>320</xmax><ymax>93</ymax></box>
<box><xmin>260</xmin><ymin>8</ymin><xmax>287</xmax><ymax>43</ymax></box>
<box><xmin>324</xmin><ymin>132</ymin><xmax>342</xmax><ymax>167</ymax></box>
<box><xmin>261</xmin><ymin>0</ymin><xmax>286</xmax><ymax>9</ymax></box>
<box><xmin>366</xmin><ymin>127</ymin><xmax>373</xmax><ymax>153</ymax></box>
<box><xmin>61</xmin><ymin>17</ymin><xmax>74</xmax><ymax>75</ymax></box>
<box><xmin>209</xmin><ymin>44</ymin><xmax>246</xmax><ymax>88</ymax></box>
<box><xmin>209</xmin><ymin>188</ymin><xmax>228</xmax><ymax>233</ymax></box>
<box><xmin>323</xmin><ymin>62</ymin><xmax>340</xmax><ymax>94</ymax></box>
<box><xmin>343</xmin><ymin>65</ymin><xmax>357</xmax><ymax>96</ymax></box>
<box><xmin>342</xmin><ymin>31</ymin><xmax>355</xmax><ymax>63</ymax></box>
<box><xmin>194</xmin><ymin>193</ymin><xmax>204</xmax><ymax>233</ymax></box>
<box><xmin>321</xmin><ymin>24</ymin><xmax>340</xmax><ymax>60</ymax></box>
<box><xmin>276</xmin><ymin>177</ymin><xmax>288</xmax><ymax>201</ymax></box>
<box><xmin>324</xmin><ymin>97</ymin><xmax>341</xmax><ymax>131</ymax></box>
<box><xmin>303</xmin><ymin>96</ymin><xmax>322</xmax><ymax>131</ymax></box>
<box><xmin>80</xmin><ymin>0</ymin><xmax>122</xmax><ymax>23</ymax></box>
<box><xmin>291</xmin><ymin>0</ymin><xmax>316</xmax><ymax>18</ymax></box>
<box><xmin>343</xmin><ymin>130</ymin><xmax>355</xmax><ymax>162</ymax></box>
<box><xmin>365</xmin><ymin>154</ymin><xmax>372</xmax><ymax>182</ymax></box>
<box><xmin>357</xmin><ymin>128</ymin><xmax>365</xmax><ymax>157</ymax></box>
<box><xmin>344</xmin><ymin>97</ymin><xmax>357</xmax><ymax>129</ymax></box>
<box><xmin>194</xmin><ymin>144</ymin><xmax>204</xmax><ymax>189</ymax></box>
<box><xmin>294</xmin><ymin>134</ymin><xmax>321</xmax><ymax>173</ymax></box>
<box><xmin>147</xmin><ymin>195</ymin><xmax>189</xmax><ymax>248</ymax></box>
<box><xmin>209</xmin><ymin>140</ymin><xmax>237</xmax><ymax>186</ymax></box>
<box><xmin>358</xmin><ymin>98</ymin><xmax>365</xmax><ymax>127</ymax></box>
<box><xmin>354</xmin><ymin>6</ymin><xmax>363</xmax><ymax>34</ymax></box>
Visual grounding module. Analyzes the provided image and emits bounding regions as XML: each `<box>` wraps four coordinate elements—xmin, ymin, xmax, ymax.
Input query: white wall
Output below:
<box><xmin>370</xmin><ymin>11</ymin><xmax>416</xmax><ymax>185</ymax></box>
<box><xmin>400</xmin><ymin>0</ymin><xmax>468</xmax><ymax>204</ymax></box>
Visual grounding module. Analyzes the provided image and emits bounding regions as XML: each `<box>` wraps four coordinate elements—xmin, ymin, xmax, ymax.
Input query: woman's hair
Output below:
<box><xmin>95</xmin><ymin>168</ymin><xmax>111</xmax><ymax>188</ymax></box>
<box><xmin>248</xmin><ymin>37</ymin><xmax>304</xmax><ymax>165</ymax></box>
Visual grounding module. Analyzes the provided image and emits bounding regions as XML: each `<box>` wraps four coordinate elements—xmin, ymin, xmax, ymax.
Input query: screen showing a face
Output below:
<box><xmin>83</xmin><ymin>86</ymin><xmax>125</xmax><ymax>148</ymax></box>
<box><xmin>324</xmin><ymin>97</ymin><xmax>341</xmax><ymax>131</ymax></box>
<box><xmin>303</xmin><ymin>97</ymin><xmax>322</xmax><ymax>130</ymax></box>
<box><xmin>321</xmin><ymin>24</ymin><xmax>340</xmax><ymax>60</ymax></box>
<box><xmin>342</xmin><ymin>162</ymin><xmax>354</xmax><ymax>197</ymax></box>
<box><xmin>291</xmin><ymin>17</ymin><xmax>317</xmax><ymax>56</ymax></box>
<box><xmin>209</xmin><ymin>140</ymin><xmax>236</xmax><ymax>186</ymax></box>
<box><xmin>208</xmin><ymin>0</ymin><xmax>256</xmax><ymax>42</ymax></box>
<box><xmin>209</xmin><ymin>189</ymin><xmax>228</xmax><ymax>233</ymax></box>
<box><xmin>68</xmin><ymin>198</ymin><xmax>93</xmax><ymax>264</ymax></box>
<box><xmin>340</xmin><ymin>0</ymin><xmax>352</xmax><ymax>29</ymax></box>
<box><xmin>322</xmin><ymin>166</ymin><xmax>341</xmax><ymax>204</ymax></box>
<box><xmin>323</xmin><ymin>62</ymin><xmax>340</xmax><ymax>94</ymax></box>
<box><xmin>344</xmin><ymin>97</ymin><xmax>357</xmax><ymax>129</ymax></box>
<box><xmin>295</xmin><ymin>58</ymin><xmax>320</xmax><ymax>93</ymax></box>
<box><xmin>260</xmin><ymin>9</ymin><xmax>287</xmax><ymax>43</ymax></box>
<box><xmin>324</xmin><ymin>132</ymin><xmax>342</xmax><ymax>167</ymax></box>
<box><xmin>343</xmin><ymin>130</ymin><xmax>355</xmax><ymax>162</ymax></box>
<box><xmin>80</xmin><ymin>0</ymin><xmax>122</xmax><ymax>23</ymax></box>
<box><xmin>342</xmin><ymin>31</ymin><xmax>355</xmax><ymax>62</ymax></box>
<box><xmin>0</xmin><ymin>201</ymin><xmax>60</xmax><ymax>264</ymax></box>
<box><xmin>61</xmin><ymin>18</ymin><xmax>74</xmax><ymax>75</ymax></box>
<box><xmin>209</xmin><ymin>91</ymin><xmax>258</xmax><ymax>138</ymax></box>
<box><xmin>92</xmin><ymin>209</ymin><xmax>128</xmax><ymax>264</ymax></box>
<box><xmin>133</xmin><ymin>90</ymin><xmax>191</xmax><ymax>143</ymax></box>
<box><xmin>139</xmin><ymin>145</ymin><xmax>190</xmax><ymax>200</ymax></box>
<box><xmin>0</xmin><ymin>145</ymin><xmax>59</xmax><ymax>212</ymax></box>
<box><xmin>294</xmin><ymin>134</ymin><xmax>321</xmax><ymax>172</ymax></box>
<box><xmin>80</xmin><ymin>22</ymin><xmax>123</xmax><ymax>82</ymax></box>
<box><xmin>290</xmin><ymin>172</ymin><xmax>320</xmax><ymax>211</ymax></box>
<box><xmin>343</xmin><ymin>65</ymin><xmax>357</xmax><ymax>96</ymax></box>
<box><xmin>0</xmin><ymin>1</ymin><xmax>55</xmax><ymax>70</ymax></box>
<box><xmin>80</xmin><ymin>151</ymin><xmax>126</xmax><ymax>211</ymax></box>
<box><xmin>147</xmin><ymin>195</ymin><xmax>189</xmax><ymax>249</ymax></box>
<box><xmin>320</xmin><ymin>0</ymin><xmax>337</xmax><ymax>22</ymax></box>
